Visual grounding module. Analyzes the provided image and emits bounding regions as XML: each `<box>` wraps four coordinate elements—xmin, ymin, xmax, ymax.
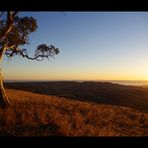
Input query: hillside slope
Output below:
<box><xmin>5</xmin><ymin>81</ymin><xmax>148</xmax><ymax>112</ymax></box>
<box><xmin>0</xmin><ymin>89</ymin><xmax>148</xmax><ymax>136</ymax></box>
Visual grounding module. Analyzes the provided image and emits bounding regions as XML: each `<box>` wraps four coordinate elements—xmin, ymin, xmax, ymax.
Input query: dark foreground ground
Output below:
<box><xmin>0</xmin><ymin>89</ymin><xmax>147</xmax><ymax>136</ymax></box>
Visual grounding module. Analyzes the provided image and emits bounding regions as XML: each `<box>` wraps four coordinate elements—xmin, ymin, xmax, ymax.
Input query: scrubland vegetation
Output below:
<box><xmin>0</xmin><ymin>89</ymin><xmax>148</xmax><ymax>136</ymax></box>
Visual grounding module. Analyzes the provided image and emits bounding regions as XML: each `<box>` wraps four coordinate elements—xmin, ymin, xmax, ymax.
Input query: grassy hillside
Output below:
<box><xmin>0</xmin><ymin>89</ymin><xmax>148</xmax><ymax>136</ymax></box>
<box><xmin>5</xmin><ymin>81</ymin><xmax>148</xmax><ymax>112</ymax></box>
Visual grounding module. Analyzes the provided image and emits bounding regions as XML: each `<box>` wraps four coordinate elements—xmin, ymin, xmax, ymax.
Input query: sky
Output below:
<box><xmin>2</xmin><ymin>12</ymin><xmax>148</xmax><ymax>81</ymax></box>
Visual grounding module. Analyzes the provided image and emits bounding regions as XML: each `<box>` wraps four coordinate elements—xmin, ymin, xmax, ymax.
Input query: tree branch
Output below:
<box><xmin>5</xmin><ymin>46</ymin><xmax>58</xmax><ymax>61</ymax></box>
<box><xmin>0</xmin><ymin>11</ymin><xmax>16</xmax><ymax>40</ymax></box>
<box><xmin>18</xmin><ymin>49</ymin><xmax>50</xmax><ymax>61</ymax></box>
<box><xmin>12</xmin><ymin>11</ymin><xmax>18</xmax><ymax>19</ymax></box>
<box><xmin>4</xmin><ymin>43</ymin><xmax>59</xmax><ymax>61</ymax></box>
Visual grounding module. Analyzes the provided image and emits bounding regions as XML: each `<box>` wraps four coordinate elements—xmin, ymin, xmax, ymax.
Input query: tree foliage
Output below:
<box><xmin>0</xmin><ymin>11</ymin><xmax>59</xmax><ymax>61</ymax></box>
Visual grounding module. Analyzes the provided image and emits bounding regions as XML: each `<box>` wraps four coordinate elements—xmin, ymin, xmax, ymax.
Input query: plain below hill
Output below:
<box><xmin>5</xmin><ymin>81</ymin><xmax>148</xmax><ymax>113</ymax></box>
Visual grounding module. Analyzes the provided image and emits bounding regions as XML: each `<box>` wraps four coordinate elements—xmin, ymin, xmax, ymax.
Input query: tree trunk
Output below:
<box><xmin>0</xmin><ymin>48</ymin><xmax>10</xmax><ymax>108</ymax></box>
<box><xmin>0</xmin><ymin>69</ymin><xmax>10</xmax><ymax>108</ymax></box>
<box><xmin>0</xmin><ymin>11</ymin><xmax>15</xmax><ymax>108</ymax></box>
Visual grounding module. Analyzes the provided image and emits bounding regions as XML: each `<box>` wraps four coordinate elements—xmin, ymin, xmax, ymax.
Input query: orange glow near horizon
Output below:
<box><xmin>4</xmin><ymin>67</ymin><xmax>148</xmax><ymax>81</ymax></box>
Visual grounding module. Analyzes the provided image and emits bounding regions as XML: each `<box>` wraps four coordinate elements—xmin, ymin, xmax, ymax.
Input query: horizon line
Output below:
<box><xmin>4</xmin><ymin>79</ymin><xmax>148</xmax><ymax>82</ymax></box>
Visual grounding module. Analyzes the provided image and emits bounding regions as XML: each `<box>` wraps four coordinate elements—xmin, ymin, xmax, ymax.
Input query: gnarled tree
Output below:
<box><xmin>0</xmin><ymin>11</ymin><xmax>59</xmax><ymax>107</ymax></box>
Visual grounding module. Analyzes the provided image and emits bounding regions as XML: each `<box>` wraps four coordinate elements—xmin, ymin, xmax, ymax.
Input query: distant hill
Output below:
<box><xmin>0</xmin><ymin>89</ymin><xmax>147</xmax><ymax>136</ymax></box>
<box><xmin>5</xmin><ymin>81</ymin><xmax>148</xmax><ymax>112</ymax></box>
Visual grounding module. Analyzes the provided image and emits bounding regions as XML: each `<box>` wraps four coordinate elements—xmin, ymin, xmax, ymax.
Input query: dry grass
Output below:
<box><xmin>0</xmin><ymin>89</ymin><xmax>148</xmax><ymax>136</ymax></box>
